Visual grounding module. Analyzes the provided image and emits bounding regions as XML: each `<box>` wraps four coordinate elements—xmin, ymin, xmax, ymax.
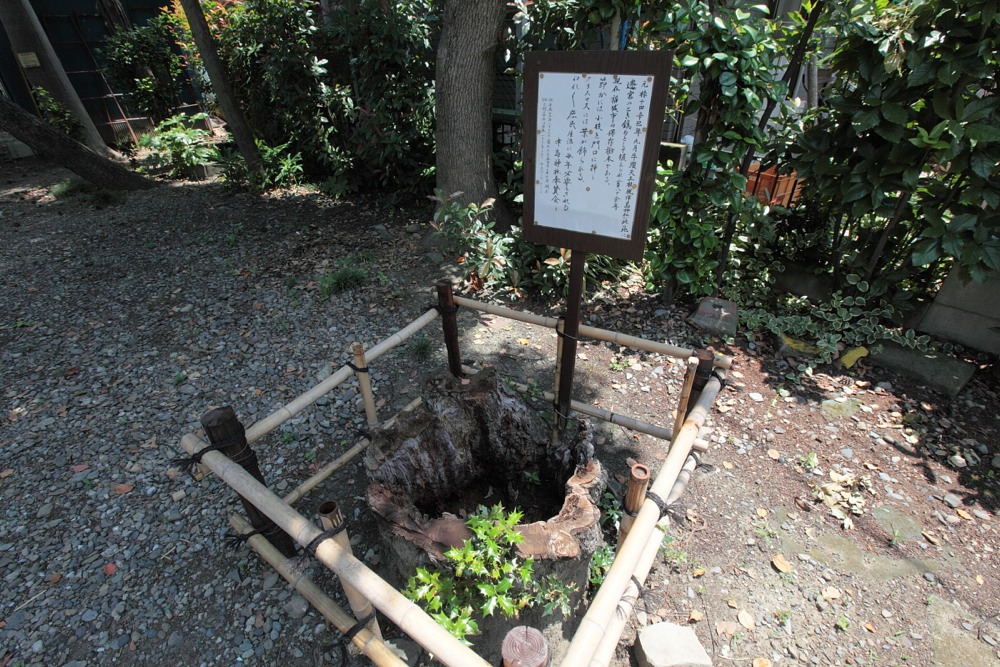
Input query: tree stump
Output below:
<box><xmin>365</xmin><ymin>369</ymin><xmax>605</xmax><ymax>663</ymax></box>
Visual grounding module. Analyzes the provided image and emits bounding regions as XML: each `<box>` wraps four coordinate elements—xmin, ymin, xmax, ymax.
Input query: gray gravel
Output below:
<box><xmin>0</xmin><ymin>167</ymin><xmax>444</xmax><ymax>666</ymax></box>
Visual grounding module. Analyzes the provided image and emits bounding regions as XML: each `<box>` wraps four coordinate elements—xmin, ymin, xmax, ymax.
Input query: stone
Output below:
<box><xmin>749</xmin><ymin>392</ymin><xmax>765</xmax><ymax>402</ymax></box>
<box><xmin>992</xmin><ymin>455</ymin><xmax>1000</xmax><ymax>470</ymax></box>
<box><xmin>948</xmin><ymin>454</ymin><xmax>968</xmax><ymax>469</ymax></box>
<box><xmin>942</xmin><ymin>494</ymin><xmax>962</xmax><ymax>509</ymax></box>
<box><xmin>635</xmin><ymin>622</ymin><xmax>713</xmax><ymax>667</ymax></box>
<box><xmin>688</xmin><ymin>297</ymin><xmax>738</xmax><ymax>338</ymax></box>
<box><xmin>283</xmin><ymin>595</ymin><xmax>309</xmax><ymax>619</ymax></box>
<box><xmin>869</xmin><ymin>345</ymin><xmax>975</xmax><ymax>398</ymax></box>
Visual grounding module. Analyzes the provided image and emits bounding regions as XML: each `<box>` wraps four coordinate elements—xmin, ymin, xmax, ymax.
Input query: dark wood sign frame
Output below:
<box><xmin>521</xmin><ymin>50</ymin><xmax>673</xmax><ymax>261</ymax></box>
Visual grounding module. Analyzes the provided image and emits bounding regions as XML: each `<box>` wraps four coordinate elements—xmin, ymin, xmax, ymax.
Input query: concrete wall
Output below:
<box><xmin>917</xmin><ymin>269</ymin><xmax>1000</xmax><ymax>356</ymax></box>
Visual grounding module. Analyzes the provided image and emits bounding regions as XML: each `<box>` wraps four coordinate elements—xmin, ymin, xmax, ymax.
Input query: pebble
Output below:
<box><xmin>942</xmin><ymin>493</ymin><xmax>962</xmax><ymax>509</ymax></box>
<box><xmin>749</xmin><ymin>392</ymin><xmax>765</xmax><ymax>402</ymax></box>
<box><xmin>284</xmin><ymin>596</ymin><xmax>310</xmax><ymax>619</ymax></box>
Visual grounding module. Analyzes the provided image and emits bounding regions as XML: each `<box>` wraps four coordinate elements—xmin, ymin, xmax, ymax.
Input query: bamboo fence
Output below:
<box><xmin>176</xmin><ymin>290</ymin><xmax>728</xmax><ymax>667</ymax></box>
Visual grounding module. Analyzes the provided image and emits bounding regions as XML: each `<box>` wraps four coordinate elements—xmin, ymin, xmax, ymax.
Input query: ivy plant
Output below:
<box><xmin>403</xmin><ymin>504</ymin><xmax>574</xmax><ymax>645</ymax></box>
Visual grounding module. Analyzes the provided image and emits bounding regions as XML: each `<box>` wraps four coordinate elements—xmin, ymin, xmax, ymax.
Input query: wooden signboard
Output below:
<box><xmin>522</xmin><ymin>51</ymin><xmax>673</xmax><ymax>261</ymax></box>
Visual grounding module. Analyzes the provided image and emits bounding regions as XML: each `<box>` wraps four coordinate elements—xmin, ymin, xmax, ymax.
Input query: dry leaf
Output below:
<box><xmin>738</xmin><ymin>609</ymin><xmax>756</xmax><ymax>631</ymax></box>
<box><xmin>771</xmin><ymin>554</ymin><xmax>793</xmax><ymax>574</ymax></box>
<box><xmin>689</xmin><ymin>610</ymin><xmax>703</xmax><ymax>623</ymax></box>
<box><xmin>0</xmin><ymin>468</ymin><xmax>13</xmax><ymax>479</ymax></box>
<box><xmin>864</xmin><ymin>622</ymin><xmax>877</xmax><ymax>633</ymax></box>
<box><xmin>795</xmin><ymin>496</ymin><xmax>813</xmax><ymax>512</ymax></box>
<box><xmin>767</xmin><ymin>448</ymin><xmax>780</xmax><ymax>460</ymax></box>
<box><xmin>71</xmin><ymin>464</ymin><xmax>89</xmax><ymax>473</ymax></box>
<box><xmin>975</xmin><ymin>574</ymin><xmax>984</xmax><ymax>585</ymax></box>
<box><xmin>753</xmin><ymin>659</ymin><xmax>773</xmax><ymax>667</ymax></box>
<box><xmin>48</xmin><ymin>572</ymin><xmax>62</xmax><ymax>584</ymax></box>
<box><xmin>716</xmin><ymin>620</ymin><xmax>741</xmax><ymax>638</ymax></box>
<box><xmin>722</xmin><ymin>460</ymin><xmax>734</xmax><ymax>470</ymax></box>
<box><xmin>692</xmin><ymin>567</ymin><xmax>706</xmax><ymax>578</ymax></box>
<box><xmin>103</xmin><ymin>563</ymin><xmax>118</xmax><ymax>576</ymax></box>
<box><xmin>863</xmin><ymin>462</ymin><xmax>879</xmax><ymax>470</ymax></box>
<box><xmin>956</xmin><ymin>509</ymin><xmax>973</xmax><ymax>521</ymax></box>
<box><xmin>922</xmin><ymin>531</ymin><xmax>940</xmax><ymax>545</ymax></box>
<box><xmin>756</xmin><ymin>507</ymin><xmax>768</xmax><ymax>518</ymax></box>
<box><xmin>112</xmin><ymin>483</ymin><xmax>134</xmax><ymax>495</ymax></box>
<box><xmin>727</xmin><ymin>599</ymin><xmax>738</xmax><ymax>609</ymax></box>
<box><xmin>517</xmin><ymin>338</ymin><xmax>530</xmax><ymax>345</ymax></box>
<box><xmin>822</xmin><ymin>586</ymin><xmax>841</xmax><ymax>600</ymax></box>
<box><xmin>718</xmin><ymin>405</ymin><xmax>732</xmax><ymax>413</ymax></box>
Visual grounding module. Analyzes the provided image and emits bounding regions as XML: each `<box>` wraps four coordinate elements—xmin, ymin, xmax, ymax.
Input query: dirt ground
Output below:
<box><xmin>2</xmin><ymin>156</ymin><xmax>998</xmax><ymax>667</ymax></box>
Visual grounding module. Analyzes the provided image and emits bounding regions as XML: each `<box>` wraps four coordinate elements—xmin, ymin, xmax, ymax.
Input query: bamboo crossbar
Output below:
<box><xmin>561</xmin><ymin>372</ymin><xmax>726</xmax><ymax>666</ymax></box>
<box><xmin>471</xmin><ymin>367</ymin><xmax>709</xmax><ymax>450</ymax></box>
<box><xmin>245</xmin><ymin>308</ymin><xmax>440</xmax><ymax>443</ymax></box>
<box><xmin>453</xmin><ymin>295</ymin><xmax>732</xmax><ymax>369</ymax></box>
<box><xmin>179</xmin><ymin>431</ymin><xmax>491</xmax><ymax>667</ymax></box>
<box><xmin>228</xmin><ymin>515</ymin><xmax>405</xmax><ymax>667</ymax></box>
<box><xmin>282</xmin><ymin>397</ymin><xmax>423</xmax><ymax>507</ymax></box>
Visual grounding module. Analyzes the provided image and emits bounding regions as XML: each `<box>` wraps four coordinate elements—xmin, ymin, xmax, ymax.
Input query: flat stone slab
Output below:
<box><xmin>688</xmin><ymin>297</ymin><xmax>737</xmax><ymax>338</ymax></box>
<box><xmin>870</xmin><ymin>344</ymin><xmax>975</xmax><ymax>398</ymax></box>
<box><xmin>635</xmin><ymin>622</ymin><xmax>712</xmax><ymax>667</ymax></box>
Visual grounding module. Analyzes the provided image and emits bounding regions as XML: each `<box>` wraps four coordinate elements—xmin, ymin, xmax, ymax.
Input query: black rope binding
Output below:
<box><xmin>555</xmin><ymin>327</ymin><xmax>580</xmax><ymax>342</ymax></box>
<box><xmin>290</xmin><ymin>515</ymin><xmax>349</xmax><ymax>572</ymax></box>
<box><xmin>172</xmin><ymin>433</ymin><xmax>247</xmax><ymax>478</ymax></box>
<box><xmin>225</xmin><ymin>528</ymin><xmax>264</xmax><ymax>550</ymax></box>
<box><xmin>645</xmin><ymin>490</ymin><xmax>670</xmax><ymax>519</ymax></box>
<box><xmin>434</xmin><ymin>303</ymin><xmax>459</xmax><ymax>316</ymax></box>
<box><xmin>711</xmin><ymin>369</ymin><xmax>728</xmax><ymax>388</ymax></box>
<box><xmin>346</xmin><ymin>361</ymin><xmax>368</xmax><ymax>374</ymax></box>
<box><xmin>327</xmin><ymin>611</ymin><xmax>377</xmax><ymax>665</ymax></box>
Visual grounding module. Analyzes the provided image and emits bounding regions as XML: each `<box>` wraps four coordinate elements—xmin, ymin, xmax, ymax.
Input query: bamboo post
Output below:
<box><xmin>692</xmin><ymin>348</ymin><xmax>716</xmax><ymax>392</ymax></box>
<box><xmin>245</xmin><ymin>307</ymin><xmax>440</xmax><ymax>443</ymax></box>
<box><xmin>201</xmin><ymin>407</ymin><xmax>297</xmax><ymax>557</ymax></box>
<box><xmin>318</xmin><ymin>501</ymin><xmax>382</xmax><ymax>640</ymax></box>
<box><xmin>502</xmin><ymin>626</ymin><xmax>549</xmax><ymax>667</ymax></box>
<box><xmin>591</xmin><ymin>454</ymin><xmax>700</xmax><ymax>667</ymax></box>
<box><xmin>617</xmin><ymin>463</ymin><xmax>650</xmax><ymax>548</ymax></box>
<box><xmin>229</xmin><ymin>515</ymin><xmax>405</xmax><ymax>667</ymax></box>
<box><xmin>672</xmin><ymin>357</ymin><xmax>699</xmax><ymax>438</ymax></box>
<box><xmin>560</xmin><ymin>372</ymin><xmax>726</xmax><ymax>666</ymax></box>
<box><xmin>177</xmin><ymin>431</ymin><xmax>491</xmax><ymax>667</ymax></box>
<box><xmin>352</xmin><ymin>342</ymin><xmax>379</xmax><ymax>430</ymax></box>
<box><xmin>436</xmin><ymin>280</ymin><xmax>464</xmax><ymax>378</ymax></box>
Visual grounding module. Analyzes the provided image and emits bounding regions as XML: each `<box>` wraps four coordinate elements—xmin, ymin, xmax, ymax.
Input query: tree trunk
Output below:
<box><xmin>0</xmin><ymin>0</ymin><xmax>113</xmax><ymax>157</ymax></box>
<box><xmin>0</xmin><ymin>95</ymin><xmax>154</xmax><ymax>191</ymax></box>
<box><xmin>435</xmin><ymin>0</ymin><xmax>505</xmax><ymax>214</ymax></box>
<box><xmin>176</xmin><ymin>0</ymin><xmax>262</xmax><ymax>176</ymax></box>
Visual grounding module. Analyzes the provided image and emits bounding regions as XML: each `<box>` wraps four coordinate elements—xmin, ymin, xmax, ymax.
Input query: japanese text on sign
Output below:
<box><xmin>534</xmin><ymin>71</ymin><xmax>653</xmax><ymax>240</ymax></box>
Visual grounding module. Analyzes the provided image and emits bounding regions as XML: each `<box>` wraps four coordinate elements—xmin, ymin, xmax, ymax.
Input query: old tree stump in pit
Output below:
<box><xmin>365</xmin><ymin>369</ymin><xmax>606</xmax><ymax>661</ymax></box>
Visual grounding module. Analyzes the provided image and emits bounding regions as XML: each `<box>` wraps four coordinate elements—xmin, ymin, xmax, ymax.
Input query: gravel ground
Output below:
<box><xmin>2</xmin><ymin>157</ymin><xmax>998</xmax><ymax>667</ymax></box>
<box><xmin>0</xmin><ymin>159</ymin><xmax>457</xmax><ymax>666</ymax></box>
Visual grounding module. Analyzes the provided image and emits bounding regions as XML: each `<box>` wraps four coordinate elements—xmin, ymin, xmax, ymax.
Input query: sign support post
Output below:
<box><xmin>555</xmin><ymin>251</ymin><xmax>587</xmax><ymax>431</ymax></box>
<box><xmin>521</xmin><ymin>50</ymin><xmax>672</xmax><ymax>438</ymax></box>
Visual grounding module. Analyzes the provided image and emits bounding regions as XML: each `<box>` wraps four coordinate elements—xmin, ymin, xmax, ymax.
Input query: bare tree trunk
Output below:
<box><xmin>435</xmin><ymin>0</ymin><xmax>505</xmax><ymax>214</ymax></box>
<box><xmin>0</xmin><ymin>95</ymin><xmax>154</xmax><ymax>191</ymax></box>
<box><xmin>176</xmin><ymin>0</ymin><xmax>261</xmax><ymax>176</ymax></box>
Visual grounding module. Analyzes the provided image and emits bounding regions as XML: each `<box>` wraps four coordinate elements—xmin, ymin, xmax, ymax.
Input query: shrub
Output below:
<box><xmin>101</xmin><ymin>14</ymin><xmax>184</xmax><ymax>123</ymax></box>
<box><xmin>138</xmin><ymin>113</ymin><xmax>217</xmax><ymax>178</ymax></box>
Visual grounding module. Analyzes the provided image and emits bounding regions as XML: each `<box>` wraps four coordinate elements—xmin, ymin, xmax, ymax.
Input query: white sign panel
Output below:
<box><xmin>533</xmin><ymin>72</ymin><xmax>654</xmax><ymax>241</ymax></box>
